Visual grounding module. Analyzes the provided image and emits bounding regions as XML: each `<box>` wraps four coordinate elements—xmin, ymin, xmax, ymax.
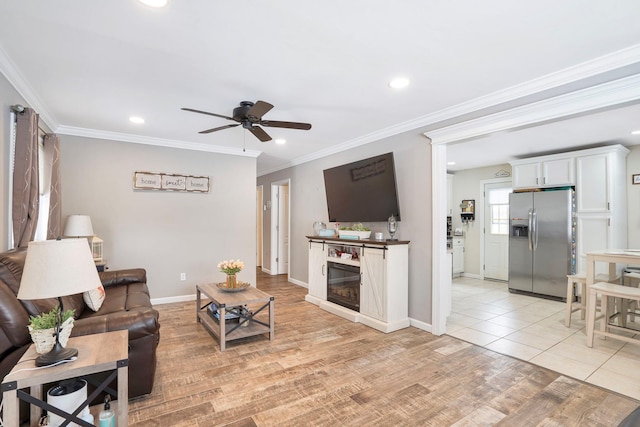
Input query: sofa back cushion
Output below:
<box><xmin>0</xmin><ymin>247</ymin><xmax>85</xmax><ymax>319</ymax></box>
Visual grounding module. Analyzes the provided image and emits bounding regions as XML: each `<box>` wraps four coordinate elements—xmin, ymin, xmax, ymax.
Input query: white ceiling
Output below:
<box><xmin>1</xmin><ymin>1</ymin><xmax>640</xmax><ymax>175</ymax></box>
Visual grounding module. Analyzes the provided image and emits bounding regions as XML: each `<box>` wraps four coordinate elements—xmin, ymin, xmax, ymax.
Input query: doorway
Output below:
<box><xmin>256</xmin><ymin>185</ymin><xmax>263</xmax><ymax>268</ymax></box>
<box><xmin>481</xmin><ymin>179</ymin><xmax>512</xmax><ymax>281</ymax></box>
<box><xmin>270</xmin><ymin>180</ymin><xmax>290</xmax><ymax>276</ymax></box>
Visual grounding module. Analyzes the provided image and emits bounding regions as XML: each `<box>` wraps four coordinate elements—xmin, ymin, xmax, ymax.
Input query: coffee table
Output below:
<box><xmin>1</xmin><ymin>330</ymin><xmax>128</xmax><ymax>426</ymax></box>
<box><xmin>196</xmin><ymin>283</ymin><xmax>274</xmax><ymax>351</ymax></box>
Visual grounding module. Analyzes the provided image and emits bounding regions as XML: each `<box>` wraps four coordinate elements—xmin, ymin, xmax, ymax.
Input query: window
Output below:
<box><xmin>488</xmin><ymin>188</ymin><xmax>511</xmax><ymax>235</ymax></box>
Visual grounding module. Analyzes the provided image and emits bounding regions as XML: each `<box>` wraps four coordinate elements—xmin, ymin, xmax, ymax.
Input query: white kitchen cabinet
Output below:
<box><xmin>305</xmin><ymin>240</ymin><xmax>326</xmax><ymax>304</ymax></box>
<box><xmin>575</xmin><ymin>145</ymin><xmax>629</xmax><ymax>273</ymax></box>
<box><xmin>511</xmin><ymin>156</ymin><xmax>574</xmax><ymax>189</ymax></box>
<box><xmin>306</xmin><ymin>237</ymin><xmax>409</xmax><ymax>333</ymax></box>
<box><xmin>452</xmin><ymin>237</ymin><xmax>464</xmax><ymax>276</ymax></box>
<box><xmin>576</xmin><ymin>215</ymin><xmax>611</xmax><ymax>275</ymax></box>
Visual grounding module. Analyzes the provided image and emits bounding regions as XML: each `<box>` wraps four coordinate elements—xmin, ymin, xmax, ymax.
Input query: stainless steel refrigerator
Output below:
<box><xmin>508</xmin><ymin>189</ymin><xmax>574</xmax><ymax>299</ymax></box>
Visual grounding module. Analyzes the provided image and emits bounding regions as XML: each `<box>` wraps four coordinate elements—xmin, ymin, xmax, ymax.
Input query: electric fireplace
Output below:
<box><xmin>327</xmin><ymin>261</ymin><xmax>360</xmax><ymax>312</ymax></box>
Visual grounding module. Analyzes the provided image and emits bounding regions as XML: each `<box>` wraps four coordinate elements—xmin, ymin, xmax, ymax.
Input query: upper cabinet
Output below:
<box><xmin>511</xmin><ymin>156</ymin><xmax>574</xmax><ymax>189</ymax></box>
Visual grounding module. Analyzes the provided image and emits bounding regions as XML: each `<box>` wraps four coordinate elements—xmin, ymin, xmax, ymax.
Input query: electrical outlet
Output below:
<box><xmin>180</xmin><ymin>273</ymin><xmax>186</xmax><ymax>281</ymax></box>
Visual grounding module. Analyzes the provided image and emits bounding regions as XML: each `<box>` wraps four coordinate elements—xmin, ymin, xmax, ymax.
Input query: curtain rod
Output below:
<box><xmin>10</xmin><ymin>104</ymin><xmax>25</xmax><ymax>114</ymax></box>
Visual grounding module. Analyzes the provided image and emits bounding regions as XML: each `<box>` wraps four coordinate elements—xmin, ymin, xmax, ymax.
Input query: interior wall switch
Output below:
<box><xmin>180</xmin><ymin>273</ymin><xmax>186</xmax><ymax>281</ymax></box>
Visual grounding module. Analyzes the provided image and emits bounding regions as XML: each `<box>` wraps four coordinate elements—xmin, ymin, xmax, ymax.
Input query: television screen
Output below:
<box><xmin>323</xmin><ymin>152</ymin><xmax>401</xmax><ymax>222</ymax></box>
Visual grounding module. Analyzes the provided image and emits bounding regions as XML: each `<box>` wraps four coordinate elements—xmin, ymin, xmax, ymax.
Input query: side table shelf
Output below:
<box><xmin>1</xmin><ymin>330</ymin><xmax>129</xmax><ymax>427</ymax></box>
<box><xmin>196</xmin><ymin>284</ymin><xmax>274</xmax><ymax>351</ymax></box>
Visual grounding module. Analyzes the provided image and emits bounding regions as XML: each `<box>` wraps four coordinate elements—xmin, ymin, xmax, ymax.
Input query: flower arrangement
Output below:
<box><xmin>218</xmin><ymin>259</ymin><xmax>244</xmax><ymax>275</ymax></box>
<box><xmin>339</xmin><ymin>223</ymin><xmax>371</xmax><ymax>231</ymax></box>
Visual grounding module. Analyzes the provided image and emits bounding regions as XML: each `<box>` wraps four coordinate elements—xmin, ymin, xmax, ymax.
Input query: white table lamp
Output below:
<box><xmin>63</xmin><ymin>215</ymin><xmax>94</xmax><ymax>237</ymax></box>
<box><xmin>18</xmin><ymin>239</ymin><xmax>102</xmax><ymax>366</ymax></box>
<box><xmin>63</xmin><ymin>214</ymin><xmax>104</xmax><ymax>262</ymax></box>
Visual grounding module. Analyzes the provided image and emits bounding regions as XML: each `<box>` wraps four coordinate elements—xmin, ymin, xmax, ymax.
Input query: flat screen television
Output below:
<box><xmin>323</xmin><ymin>152</ymin><xmax>401</xmax><ymax>222</ymax></box>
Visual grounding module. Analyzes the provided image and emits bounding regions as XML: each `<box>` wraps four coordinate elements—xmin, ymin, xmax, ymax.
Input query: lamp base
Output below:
<box><xmin>386</xmin><ymin>238</ymin><xmax>398</xmax><ymax>242</ymax></box>
<box><xmin>35</xmin><ymin>341</ymin><xmax>78</xmax><ymax>367</ymax></box>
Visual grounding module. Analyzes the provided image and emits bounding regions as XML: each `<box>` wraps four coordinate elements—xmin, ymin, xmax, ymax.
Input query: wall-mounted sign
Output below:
<box><xmin>133</xmin><ymin>172</ymin><xmax>210</xmax><ymax>193</ymax></box>
<box><xmin>494</xmin><ymin>169</ymin><xmax>511</xmax><ymax>178</ymax></box>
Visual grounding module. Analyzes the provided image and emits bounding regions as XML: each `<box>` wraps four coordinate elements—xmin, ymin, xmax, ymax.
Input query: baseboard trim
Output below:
<box><xmin>409</xmin><ymin>318</ymin><xmax>434</xmax><ymax>334</ymax></box>
<box><xmin>462</xmin><ymin>272</ymin><xmax>482</xmax><ymax>279</ymax></box>
<box><xmin>152</xmin><ymin>294</ymin><xmax>196</xmax><ymax>305</ymax></box>
<box><xmin>288</xmin><ymin>277</ymin><xmax>308</xmax><ymax>288</ymax></box>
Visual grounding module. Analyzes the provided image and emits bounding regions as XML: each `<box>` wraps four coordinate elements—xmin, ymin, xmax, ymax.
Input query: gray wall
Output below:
<box><xmin>258</xmin><ymin>131</ymin><xmax>433</xmax><ymax>324</ymax></box>
<box><xmin>60</xmin><ymin>135</ymin><xmax>257</xmax><ymax>300</ymax></box>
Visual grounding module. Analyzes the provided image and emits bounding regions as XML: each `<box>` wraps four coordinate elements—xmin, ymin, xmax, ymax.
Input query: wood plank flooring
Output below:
<box><xmin>127</xmin><ymin>271</ymin><xmax>639</xmax><ymax>426</ymax></box>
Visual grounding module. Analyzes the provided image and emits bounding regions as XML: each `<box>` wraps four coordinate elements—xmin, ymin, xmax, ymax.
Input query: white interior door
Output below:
<box><xmin>256</xmin><ymin>186</ymin><xmax>263</xmax><ymax>268</ymax></box>
<box><xmin>278</xmin><ymin>184</ymin><xmax>289</xmax><ymax>274</ymax></box>
<box><xmin>271</xmin><ymin>180</ymin><xmax>290</xmax><ymax>276</ymax></box>
<box><xmin>484</xmin><ymin>181</ymin><xmax>512</xmax><ymax>281</ymax></box>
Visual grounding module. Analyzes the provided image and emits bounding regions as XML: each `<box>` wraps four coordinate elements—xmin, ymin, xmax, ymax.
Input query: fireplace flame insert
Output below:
<box><xmin>327</xmin><ymin>261</ymin><xmax>360</xmax><ymax>312</ymax></box>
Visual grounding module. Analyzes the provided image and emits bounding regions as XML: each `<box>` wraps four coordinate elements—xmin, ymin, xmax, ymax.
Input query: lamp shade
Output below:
<box><xmin>17</xmin><ymin>239</ymin><xmax>102</xmax><ymax>300</ymax></box>
<box><xmin>63</xmin><ymin>215</ymin><xmax>94</xmax><ymax>237</ymax></box>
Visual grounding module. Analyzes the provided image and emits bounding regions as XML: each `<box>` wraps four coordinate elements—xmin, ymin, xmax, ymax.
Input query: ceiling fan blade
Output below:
<box><xmin>260</xmin><ymin>120</ymin><xmax>312</xmax><ymax>130</ymax></box>
<box><xmin>248</xmin><ymin>125</ymin><xmax>272</xmax><ymax>142</ymax></box>
<box><xmin>199</xmin><ymin>123</ymin><xmax>240</xmax><ymax>134</ymax></box>
<box><xmin>181</xmin><ymin>107</ymin><xmax>235</xmax><ymax>121</ymax></box>
<box><xmin>246</xmin><ymin>100</ymin><xmax>274</xmax><ymax>120</ymax></box>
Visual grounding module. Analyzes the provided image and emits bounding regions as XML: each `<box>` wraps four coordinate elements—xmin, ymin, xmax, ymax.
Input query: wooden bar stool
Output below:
<box><xmin>586</xmin><ymin>282</ymin><xmax>640</xmax><ymax>347</ymax></box>
<box><xmin>565</xmin><ymin>273</ymin><xmax>619</xmax><ymax>327</ymax></box>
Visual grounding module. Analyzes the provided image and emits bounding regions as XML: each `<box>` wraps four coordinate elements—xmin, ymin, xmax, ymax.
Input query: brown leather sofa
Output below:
<box><xmin>0</xmin><ymin>248</ymin><xmax>160</xmax><ymax>399</ymax></box>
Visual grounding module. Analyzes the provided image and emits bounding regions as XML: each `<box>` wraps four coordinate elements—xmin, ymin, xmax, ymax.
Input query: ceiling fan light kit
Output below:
<box><xmin>182</xmin><ymin>100</ymin><xmax>311</xmax><ymax>142</ymax></box>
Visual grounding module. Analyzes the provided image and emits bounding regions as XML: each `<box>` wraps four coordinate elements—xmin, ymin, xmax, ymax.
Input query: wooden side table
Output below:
<box><xmin>1</xmin><ymin>330</ymin><xmax>128</xmax><ymax>427</ymax></box>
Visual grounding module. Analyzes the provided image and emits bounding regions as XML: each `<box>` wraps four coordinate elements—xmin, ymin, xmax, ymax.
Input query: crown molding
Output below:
<box><xmin>55</xmin><ymin>125</ymin><xmax>262</xmax><ymax>158</ymax></box>
<box><xmin>0</xmin><ymin>43</ymin><xmax>59</xmax><ymax>130</ymax></box>
<box><xmin>426</xmin><ymin>73</ymin><xmax>640</xmax><ymax>145</ymax></box>
<box><xmin>274</xmin><ymin>44</ymin><xmax>640</xmax><ymax>175</ymax></box>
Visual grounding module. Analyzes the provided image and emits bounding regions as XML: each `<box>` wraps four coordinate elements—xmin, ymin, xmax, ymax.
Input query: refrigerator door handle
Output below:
<box><xmin>532</xmin><ymin>209</ymin><xmax>538</xmax><ymax>251</ymax></box>
<box><xmin>527</xmin><ymin>209</ymin><xmax>533</xmax><ymax>251</ymax></box>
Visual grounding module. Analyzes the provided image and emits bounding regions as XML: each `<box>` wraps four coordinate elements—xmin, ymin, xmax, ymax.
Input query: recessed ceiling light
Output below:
<box><xmin>447</xmin><ymin>161</ymin><xmax>456</xmax><ymax>165</ymax></box>
<box><xmin>275</xmin><ymin>139</ymin><xmax>286</xmax><ymax>145</ymax></box>
<box><xmin>129</xmin><ymin>116</ymin><xmax>145</xmax><ymax>124</ymax></box>
<box><xmin>389</xmin><ymin>77</ymin><xmax>410</xmax><ymax>89</ymax></box>
<box><xmin>632</xmin><ymin>130</ymin><xmax>640</xmax><ymax>135</ymax></box>
<box><xmin>138</xmin><ymin>0</ymin><xmax>168</xmax><ymax>7</ymax></box>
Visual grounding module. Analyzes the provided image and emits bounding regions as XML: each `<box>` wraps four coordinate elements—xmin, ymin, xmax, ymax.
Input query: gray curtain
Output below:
<box><xmin>44</xmin><ymin>133</ymin><xmax>62</xmax><ymax>239</ymax></box>
<box><xmin>12</xmin><ymin>108</ymin><xmax>39</xmax><ymax>248</ymax></box>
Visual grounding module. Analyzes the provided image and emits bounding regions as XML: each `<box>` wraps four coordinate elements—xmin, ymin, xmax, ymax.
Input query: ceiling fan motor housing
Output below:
<box><xmin>233</xmin><ymin>101</ymin><xmax>256</xmax><ymax>123</ymax></box>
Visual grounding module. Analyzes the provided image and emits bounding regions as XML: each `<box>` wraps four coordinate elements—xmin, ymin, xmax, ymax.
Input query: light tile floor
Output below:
<box><xmin>447</xmin><ymin>276</ymin><xmax>640</xmax><ymax>400</ymax></box>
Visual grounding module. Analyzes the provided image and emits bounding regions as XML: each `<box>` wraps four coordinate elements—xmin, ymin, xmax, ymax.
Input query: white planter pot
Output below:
<box><xmin>338</xmin><ymin>230</ymin><xmax>371</xmax><ymax>239</ymax></box>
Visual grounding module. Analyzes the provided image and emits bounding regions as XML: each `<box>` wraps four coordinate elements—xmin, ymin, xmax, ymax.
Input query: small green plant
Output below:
<box><xmin>28</xmin><ymin>306</ymin><xmax>75</xmax><ymax>330</ymax></box>
<box><xmin>339</xmin><ymin>223</ymin><xmax>370</xmax><ymax>231</ymax></box>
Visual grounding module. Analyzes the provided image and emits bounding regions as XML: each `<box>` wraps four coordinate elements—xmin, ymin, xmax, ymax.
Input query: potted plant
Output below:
<box><xmin>28</xmin><ymin>306</ymin><xmax>76</xmax><ymax>354</ymax></box>
<box><xmin>338</xmin><ymin>223</ymin><xmax>372</xmax><ymax>239</ymax></box>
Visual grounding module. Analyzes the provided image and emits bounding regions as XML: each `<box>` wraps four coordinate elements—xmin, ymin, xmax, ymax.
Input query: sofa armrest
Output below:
<box><xmin>99</xmin><ymin>268</ymin><xmax>147</xmax><ymax>288</ymax></box>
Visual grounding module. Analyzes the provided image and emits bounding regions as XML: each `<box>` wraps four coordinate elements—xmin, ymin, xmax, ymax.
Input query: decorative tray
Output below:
<box><xmin>216</xmin><ymin>282</ymin><xmax>250</xmax><ymax>292</ymax></box>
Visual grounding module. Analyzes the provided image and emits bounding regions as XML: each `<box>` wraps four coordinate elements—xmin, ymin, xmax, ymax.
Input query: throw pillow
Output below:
<box><xmin>83</xmin><ymin>285</ymin><xmax>106</xmax><ymax>311</ymax></box>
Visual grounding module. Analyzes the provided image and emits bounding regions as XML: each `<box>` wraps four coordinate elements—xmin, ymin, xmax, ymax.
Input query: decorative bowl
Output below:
<box><xmin>216</xmin><ymin>282</ymin><xmax>250</xmax><ymax>292</ymax></box>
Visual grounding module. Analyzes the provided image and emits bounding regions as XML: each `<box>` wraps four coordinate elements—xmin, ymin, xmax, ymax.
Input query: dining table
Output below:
<box><xmin>585</xmin><ymin>249</ymin><xmax>640</xmax><ymax>347</ymax></box>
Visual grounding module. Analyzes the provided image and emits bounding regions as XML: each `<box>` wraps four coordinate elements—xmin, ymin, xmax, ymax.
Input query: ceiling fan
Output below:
<box><xmin>181</xmin><ymin>100</ymin><xmax>312</xmax><ymax>142</ymax></box>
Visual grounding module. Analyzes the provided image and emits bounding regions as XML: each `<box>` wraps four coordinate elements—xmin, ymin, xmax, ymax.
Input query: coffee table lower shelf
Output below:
<box><xmin>196</xmin><ymin>284</ymin><xmax>274</xmax><ymax>351</ymax></box>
